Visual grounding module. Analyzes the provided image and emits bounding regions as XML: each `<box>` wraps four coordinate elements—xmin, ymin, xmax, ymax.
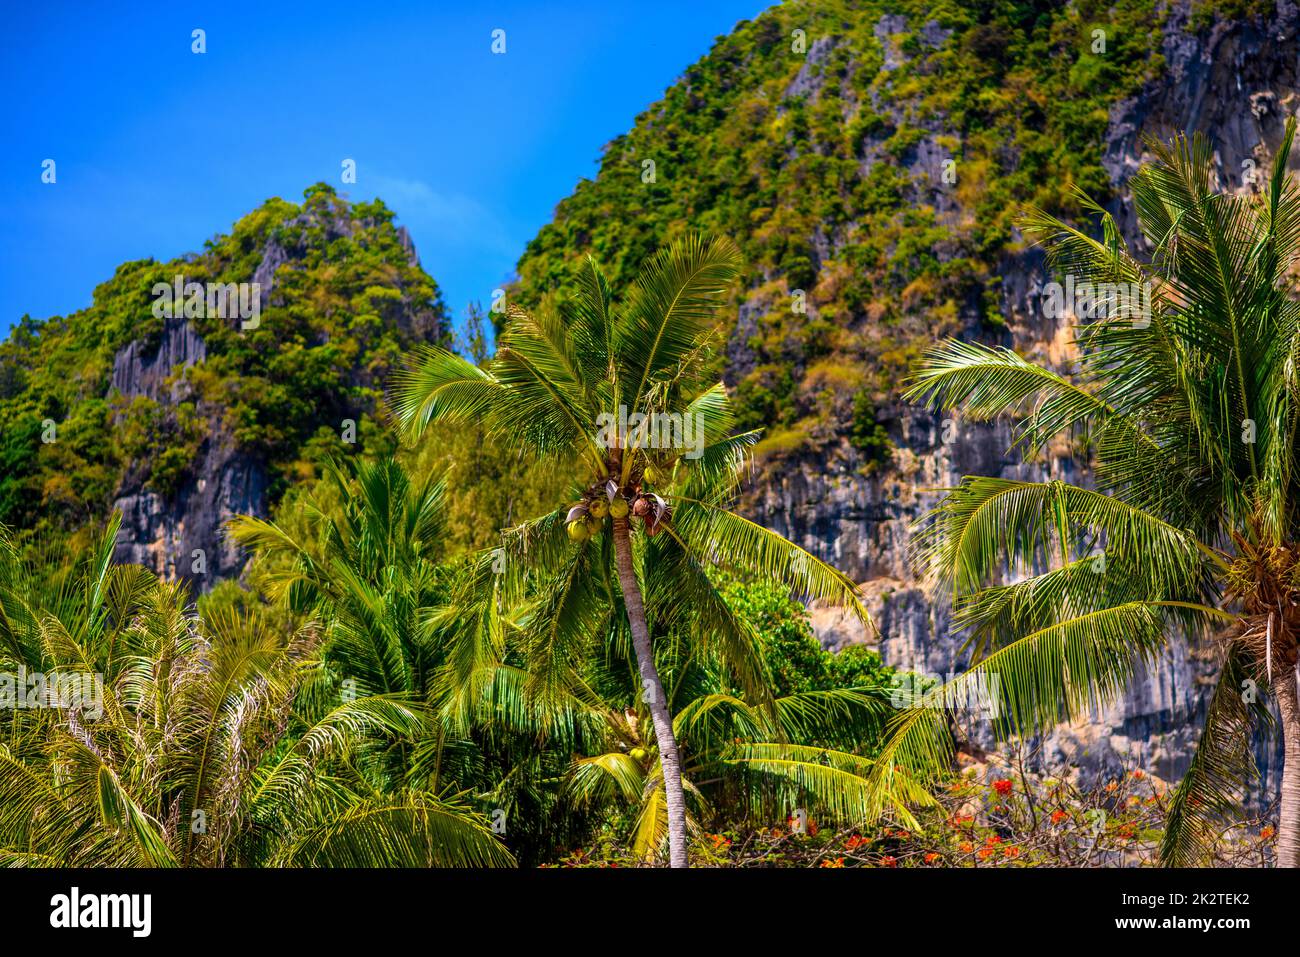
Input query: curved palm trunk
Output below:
<box><xmin>611</xmin><ymin>516</ymin><xmax>688</xmax><ymax>867</ymax></box>
<box><xmin>1275</xmin><ymin>666</ymin><xmax>1300</xmax><ymax>867</ymax></box>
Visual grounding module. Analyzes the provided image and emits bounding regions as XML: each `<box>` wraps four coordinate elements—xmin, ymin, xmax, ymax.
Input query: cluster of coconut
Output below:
<box><xmin>566</xmin><ymin>470</ymin><xmax>672</xmax><ymax>542</ymax></box>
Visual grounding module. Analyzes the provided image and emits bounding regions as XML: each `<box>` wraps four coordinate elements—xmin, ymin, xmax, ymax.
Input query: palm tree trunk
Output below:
<box><xmin>611</xmin><ymin>515</ymin><xmax>689</xmax><ymax>867</ymax></box>
<box><xmin>1275</xmin><ymin>665</ymin><xmax>1300</xmax><ymax>867</ymax></box>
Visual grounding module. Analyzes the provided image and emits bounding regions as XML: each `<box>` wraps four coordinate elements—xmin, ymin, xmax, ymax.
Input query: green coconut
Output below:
<box><xmin>643</xmin><ymin>465</ymin><xmax>661</xmax><ymax>484</ymax></box>
<box><xmin>567</xmin><ymin>521</ymin><xmax>589</xmax><ymax>542</ymax></box>
<box><xmin>589</xmin><ymin>497</ymin><xmax>609</xmax><ymax>518</ymax></box>
<box><xmin>609</xmin><ymin>497</ymin><xmax>630</xmax><ymax>519</ymax></box>
<box><xmin>629</xmin><ymin>747</ymin><xmax>648</xmax><ymax>762</ymax></box>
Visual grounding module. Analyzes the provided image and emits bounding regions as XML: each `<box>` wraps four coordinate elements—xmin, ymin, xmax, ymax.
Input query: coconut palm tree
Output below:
<box><xmin>878</xmin><ymin>119</ymin><xmax>1300</xmax><ymax>866</ymax></box>
<box><xmin>392</xmin><ymin>233</ymin><xmax>871</xmax><ymax>866</ymax></box>
<box><xmin>0</xmin><ymin>516</ymin><xmax>513</xmax><ymax>867</ymax></box>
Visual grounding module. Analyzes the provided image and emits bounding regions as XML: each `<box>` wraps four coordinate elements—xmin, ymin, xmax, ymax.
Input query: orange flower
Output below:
<box><xmin>978</xmin><ymin>847</ymin><xmax>996</xmax><ymax>860</ymax></box>
<box><xmin>923</xmin><ymin>852</ymin><xmax>941</xmax><ymax>864</ymax></box>
<box><xmin>984</xmin><ymin>835</ymin><xmax>1002</xmax><ymax>846</ymax></box>
<box><xmin>1261</xmin><ymin>826</ymin><xmax>1276</xmax><ymax>840</ymax></box>
<box><xmin>881</xmin><ymin>855</ymin><xmax>898</xmax><ymax>868</ymax></box>
<box><xmin>845</xmin><ymin>834</ymin><xmax>869</xmax><ymax>850</ymax></box>
<box><xmin>820</xmin><ymin>857</ymin><xmax>845</xmax><ymax>868</ymax></box>
<box><xmin>1131</xmin><ymin>769</ymin><xmax>1145</xmax><ymax>780</ymax></box>
<box><xmin>895</xmin><ymin>830</ymin><xmax>911</xmax><ymax>840</ymax></box>
<box><xmin>960</xmin><ymin>841</ymin><xmax>974</xmax><ymax>853</ymax></box>
<box><xmin>1050</xmin><ymin>809</ymin><xmax>1068</xmax><ymax>825</ymax></box>
<box><xmin>992</xmin><ymin>779</ymin><xmax>1013</xmax><ymax>796</ymax></box>
<box><xmin>1002</xmin><ymin>846</ymin><xmax>1020</xmax><ymax>858</ymax></box>
<box><xmin>1105</xmin><ymin>780</ymin><xmax>1119</xmax><ymax>793</ymax></box>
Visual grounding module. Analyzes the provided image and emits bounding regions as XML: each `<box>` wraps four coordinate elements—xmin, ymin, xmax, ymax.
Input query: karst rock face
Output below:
<box><xmin>106</xmin><ymin>193</ymin><xmax>445</xmax><ymax>591</ymax></box>
<box><xmin>109</xmin><ymin>313</ymin><xmax>261</xmax><ymax>585</ymax></box>
<box><xmin>749</xmin><ymin>2</ymin><xmax>1300</xmax><ymax>794</ymax></box>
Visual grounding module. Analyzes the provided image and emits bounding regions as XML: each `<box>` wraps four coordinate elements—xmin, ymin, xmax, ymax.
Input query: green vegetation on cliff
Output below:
<box><xmin>0</xmin><ymin>184</ymin><xmax>450</xmax><ymax>540</ymax></box>
<box><xmin>511</xmin><ymin>0</ymin><xmax>1169</xmax><ymax>459</ymax></box>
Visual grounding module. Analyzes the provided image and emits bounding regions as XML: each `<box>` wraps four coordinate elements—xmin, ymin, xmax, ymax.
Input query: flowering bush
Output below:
<box><xmin>546</xmin><ymin>760</ymin><xmax>1277</xmax><ymax>867</ymax></box>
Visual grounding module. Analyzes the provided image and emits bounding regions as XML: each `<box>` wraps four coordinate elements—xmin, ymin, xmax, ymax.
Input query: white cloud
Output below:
<box><xmin>364</xmin><ymin>174</ymin><xmax>517</xmax><ymax>258</ymax></box>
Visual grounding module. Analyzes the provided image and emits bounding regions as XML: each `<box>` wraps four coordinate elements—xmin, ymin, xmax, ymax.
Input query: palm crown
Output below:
<box><xmin>882</xmin><ymin>119</ymin><xmax>1300</xmax><ymax>866</ymax></box>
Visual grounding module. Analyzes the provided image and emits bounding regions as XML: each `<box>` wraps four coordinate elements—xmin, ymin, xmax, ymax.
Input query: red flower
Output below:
<box><xmin>880</xmin><ymin>855</ymin><xmax>898</xmax><ymax>868</ymax></box>
<box><xmin>845</xmin><ymin>834</ymin><xmax>869</xmax><ymax>851</ymax></box>
<box><xmin>923</xmin><ymin>852</ymin><xmax>941</xmax><ymax>864</ymax></box>
<box><xmin>992</xmin><ymin>779</ymin><xmax>1013</xmax><ymax>796</ymax></box>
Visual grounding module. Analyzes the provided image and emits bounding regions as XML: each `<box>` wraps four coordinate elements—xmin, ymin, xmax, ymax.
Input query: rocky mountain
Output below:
<box><xmin>3</xmin><ymin>0</ymin><xmax>1294</xmax><ymax>798</ymax></box>
<box><xmin>509</xmin><ymin>0</ymin><xmax>1296</xmax><ymax>795</ymax></box>
<box><xmin>0</xmin><ymin>184</ymin><xmax>450</xmax><ymax>586</ymax></box>
<box><xmin>763</xmin><ymin>2</ymin><xmax>1300</xmax><ymax>795</ymax></box>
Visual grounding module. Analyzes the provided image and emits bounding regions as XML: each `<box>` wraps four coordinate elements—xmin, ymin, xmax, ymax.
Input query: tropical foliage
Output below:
<box><xmin>890</xmin><ymin>120</ymin><xmax>1300</xmax><ymax>866</ymax></box>
<box><xmin>0</xmin><ymin>449</ymin><xmax>905</xmax><ymax>866</ymax></box>
<box><xmin>0</xmin><ymin>515</ymin><xmax>510</xmax><ymax>867</ymax></box>
<box><xmin>389</xmin><ymin>233</ymin><xmax>922</xmax><ymax>865</ymax></box>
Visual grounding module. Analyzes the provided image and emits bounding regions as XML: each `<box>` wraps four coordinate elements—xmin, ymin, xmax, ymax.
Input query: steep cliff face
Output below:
<box><xmin>0</xmin><ymin>184</ymin><xmax>451</xmax><ymax>590</ymax></box>
<box><xmin>758</xmin><ymin>1</ymin><xmax>1300</xmax><ymax>793</ymax></box>
<box><xmin>508</xmin><ymin>0</ymin><xmax>1300</xmax><ymax>793</ymax></box>
<box><xmin>109</xmin><ymin>316</ymin><xmax>268</xmax><ymax>584</ymax></box>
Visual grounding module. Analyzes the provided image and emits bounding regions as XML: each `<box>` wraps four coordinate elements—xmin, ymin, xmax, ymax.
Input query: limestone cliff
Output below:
<box><xmin>756</xmin><ymin>2</ymin><xmax>1300</xmax><ymax>795</ymax></box>
<box><xmin>104</xmin><ymin>187</ymin><xmax>449</xmax><ymax>590</ymax></box>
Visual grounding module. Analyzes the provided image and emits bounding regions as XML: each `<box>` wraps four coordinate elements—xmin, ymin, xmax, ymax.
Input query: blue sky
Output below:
<box><xmin>0</xmin><ymin>0</ymin><xmax>769</xmax><ymax>335</ymax></box>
